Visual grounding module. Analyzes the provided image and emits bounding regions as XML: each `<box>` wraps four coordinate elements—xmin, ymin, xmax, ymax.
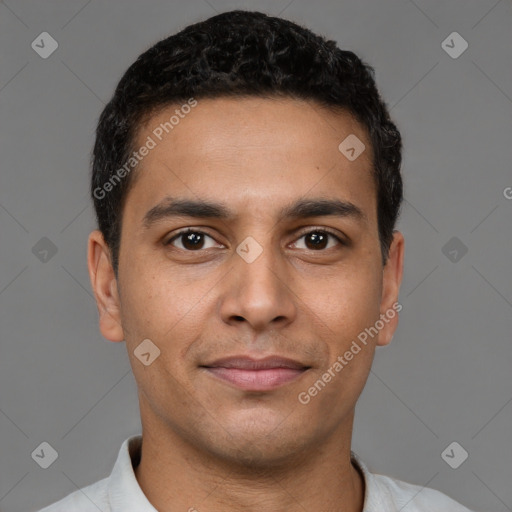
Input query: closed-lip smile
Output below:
<box><xmin>201</xmin><ymin>355</ymin><xmax>311</xmax><ymax>391</ymax></box>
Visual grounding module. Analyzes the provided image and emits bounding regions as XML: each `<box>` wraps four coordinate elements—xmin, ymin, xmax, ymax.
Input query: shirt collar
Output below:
<box><xmin>350</xmin><ymin>450</ymin><xmax>390</xmax><ymax>511</ymax></box>
<box><xmin>107</xmin><ymin>435</ymin><xmax>381</xmax><ymax>511</ymax></box>
<box><xmin>108</xmin><ymin>435</ymin><xmax>157</xmax><ymax>511</ymax></box>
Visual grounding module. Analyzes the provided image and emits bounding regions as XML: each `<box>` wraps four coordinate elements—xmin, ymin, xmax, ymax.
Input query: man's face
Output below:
<box><xmin>90</xmin><ymin>97</ymin><xmax>403</xmax><ymax>466</ymax></box>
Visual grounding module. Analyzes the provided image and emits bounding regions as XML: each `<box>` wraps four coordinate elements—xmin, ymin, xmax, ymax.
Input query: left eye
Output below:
<box><xmin>291</xmin><ymin>230</ymin><xmax>343</xmax><ymax>251</ymax></box>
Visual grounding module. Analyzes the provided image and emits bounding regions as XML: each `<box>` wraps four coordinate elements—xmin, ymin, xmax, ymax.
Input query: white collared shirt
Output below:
<box><xmin>38</xmin><ymin>435</ymin><xmax>475</xmax><ymax>512</ymax></box>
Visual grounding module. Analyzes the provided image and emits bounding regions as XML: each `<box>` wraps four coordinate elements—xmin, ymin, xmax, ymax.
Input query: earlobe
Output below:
<box><xmin>87</xmin><ymin>230</ymin><xmax>125</xmax><ymax>342</ymax></box>
<box><xmin>377</xmin><ymin>230</ymin><xmax>404</xmax><ymax>347</ymax></box>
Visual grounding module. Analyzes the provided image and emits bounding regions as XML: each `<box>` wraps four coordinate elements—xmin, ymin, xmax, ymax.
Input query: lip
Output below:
<box><xmin>201</xmin><ymin>356</ymin><xmax>311</xmax><ymax>391</ymax></box>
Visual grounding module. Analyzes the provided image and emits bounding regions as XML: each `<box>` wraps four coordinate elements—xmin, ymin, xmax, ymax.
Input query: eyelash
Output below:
<box><xmin>164</xmin><ymin>227</ymin><xmax>346</xmax><ymax>251</ymax></box>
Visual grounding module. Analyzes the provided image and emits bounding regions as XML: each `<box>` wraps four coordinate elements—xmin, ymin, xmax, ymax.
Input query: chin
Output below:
<box><xmin>206</xmin><ymin>418</ymin><xmax>314</xmax><ymax>469</ymax></box>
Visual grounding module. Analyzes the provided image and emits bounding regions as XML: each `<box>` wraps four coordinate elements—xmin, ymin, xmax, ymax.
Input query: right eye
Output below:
<box><xmin>165</xmin><ymin>229</ymin><xmax>224</xmax><ymax>251</ymax></box>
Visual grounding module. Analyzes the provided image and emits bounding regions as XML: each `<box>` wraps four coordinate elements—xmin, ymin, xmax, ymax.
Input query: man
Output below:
<box><xmin>39</xmin><ymin>9</ymin><xmax>474</xmax><ymax>512</ymax></box>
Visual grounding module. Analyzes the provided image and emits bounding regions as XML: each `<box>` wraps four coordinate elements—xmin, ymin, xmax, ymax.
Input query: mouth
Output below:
<box><xmin>200</xmin><ymin>356</ymin><xmax>311</xmax><ymax>391</ymax></box>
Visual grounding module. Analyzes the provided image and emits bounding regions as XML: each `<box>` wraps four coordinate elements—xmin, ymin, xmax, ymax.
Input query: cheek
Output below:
<box><xmin>306</xmin><ymin>265</ymin><xmax>382</xmax><ymax>340</ymax></box>
<box><xmin>118</xmin><ymin>266</ymin><xmax>199</xmax><ymax>347</ymax></box>
<box><xmin>300</xmin><ymin>274</ymin><xmax>380</xmax><ymax>406</ymax></box>
<box><xmin>118</xmin><ymin>270</ymin><xmax>205</xmax><ymax>398</ymax></box>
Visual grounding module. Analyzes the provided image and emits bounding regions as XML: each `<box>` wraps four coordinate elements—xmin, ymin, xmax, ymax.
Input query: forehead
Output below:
<box><xmin>125</xmin><ymin>96</ymin><xmax>376</xmax><ymax>226</ymax></box>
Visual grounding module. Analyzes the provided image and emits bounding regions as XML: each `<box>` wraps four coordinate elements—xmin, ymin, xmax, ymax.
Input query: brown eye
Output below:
<box><xmin>166</xmin><ymin>230</ymin><xmax>220</xmax><ymax>251</ymax></box>
<box><xmin>292</xmin><ymin>230</ymin><xmax>344</xmax><ymax>251</ymax></box>
<box><xmin>305</xmin><ymin>231</ymin><xmax>328</xmax><ymax>250</ymax></box>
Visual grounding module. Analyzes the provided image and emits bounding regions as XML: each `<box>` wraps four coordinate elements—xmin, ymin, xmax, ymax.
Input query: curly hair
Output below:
<box><xmin>91</xmin><ymin>10</ymin><xmax>403</xmax><ymax>274</ymax></box>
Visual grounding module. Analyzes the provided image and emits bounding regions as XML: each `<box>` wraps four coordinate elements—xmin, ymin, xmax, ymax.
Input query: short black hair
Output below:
<box><xmin>91</xmin><ymin>9</ymin><xmax>403</xmax><ymax>274</ymax></box>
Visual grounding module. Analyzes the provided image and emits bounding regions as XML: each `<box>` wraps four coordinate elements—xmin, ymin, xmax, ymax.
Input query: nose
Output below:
<box><xmin>219</xmin><ymin>240</ymin><xmax>297</xmax><ymax>333</ymax></box>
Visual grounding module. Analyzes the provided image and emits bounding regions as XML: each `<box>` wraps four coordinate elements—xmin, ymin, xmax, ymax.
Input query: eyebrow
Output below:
<box><xmin>142</xmin><ymin>196</ymin><xmax>367</xmax><ymax>229</ymax></box>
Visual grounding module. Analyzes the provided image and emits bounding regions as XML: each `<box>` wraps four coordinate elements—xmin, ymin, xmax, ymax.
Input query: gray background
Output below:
<box><xmin>0</xmin><ymin>1</ymin><xmax>511</xmax><ymax>511</ymax></box>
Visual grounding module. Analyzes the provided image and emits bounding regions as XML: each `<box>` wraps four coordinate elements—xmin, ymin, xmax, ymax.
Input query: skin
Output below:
<box><xmin>88</xmin><ymin>97</ymin><xmax>404</xmax><ymax>512</ymax></box>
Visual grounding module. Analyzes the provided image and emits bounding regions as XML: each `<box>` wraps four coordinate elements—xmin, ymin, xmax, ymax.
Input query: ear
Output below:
<box><xmin>377</xmin><ymin>230</ymin><xmax>404</xmax><ymax>347</ymax></box>
<box><xmin>87</xmin><ymin>230</ymin><xmax>124</xmax><ymax>342</ymax></box>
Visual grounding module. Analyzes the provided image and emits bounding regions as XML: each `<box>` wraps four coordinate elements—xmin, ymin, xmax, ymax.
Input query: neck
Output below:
<box><xmin>133</xmin><ymin>416</ymin><xmax>365</xmax><ymax>512</ymax></box>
